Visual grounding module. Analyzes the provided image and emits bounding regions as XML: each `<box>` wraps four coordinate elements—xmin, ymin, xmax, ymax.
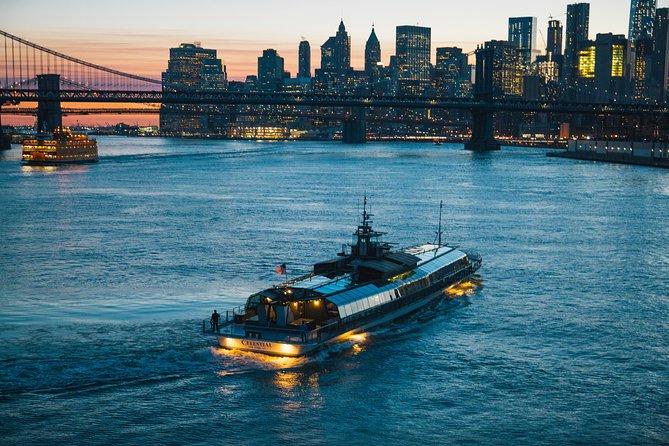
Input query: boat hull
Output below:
<box><xmin>218</xmin><ymin>265</ymin><xmax>479</xmax><ymax>357</ymax></box>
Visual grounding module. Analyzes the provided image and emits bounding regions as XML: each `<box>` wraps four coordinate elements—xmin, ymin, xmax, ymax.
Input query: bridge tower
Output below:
<box><xmin>36</xmin><ymin>74</ymin><xmax>63</xmax><ymax>132</ymax></box>
<box><xmin>342</xmin><ymin>107</ymin><xmax>367</xmax><ymax>144</ymax></box>
<box><xmin>0</xmin><ymin>105</ymin><xmax>10</xmax><ymax>150</ymax></box>
<box><xmin>464</xmin><ymin>45</ymin><xmax>501</xmax><ymax>151</ymax></box>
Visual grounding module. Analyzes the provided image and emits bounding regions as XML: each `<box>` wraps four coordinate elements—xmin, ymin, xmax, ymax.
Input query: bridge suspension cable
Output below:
<box><xmin>0</xmin><ymin>29</ymin><xmax>161</xmax><ymax>91</ymax></box>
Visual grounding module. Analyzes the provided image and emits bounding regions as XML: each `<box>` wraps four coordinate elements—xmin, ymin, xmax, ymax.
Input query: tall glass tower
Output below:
<box><xmin>629</xmin><ymin>0</ymin><xmax>657</xmax><ymax>43</ymax></box>
<box><xmin>508</xmin><ymin>17</ymin><xmax>538</xmax><ymax>67</ymax></box>
<box><xmin>564</xmin><ymin>3</ymin><xmax>590</xmax><ymax>82</ymax></box>
<box><xmin>298</xmin><ymin>40</ymin><xmax>311</xmax><ymax>78</ymax></box>
<box><xmin>395</xmin><ymin>25</ymin><xmax>431</xmax><ymax>95</ymax></box>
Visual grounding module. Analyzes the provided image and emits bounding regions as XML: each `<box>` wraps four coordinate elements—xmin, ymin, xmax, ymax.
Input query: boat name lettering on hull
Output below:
<box><xmin>240</xmin><ymin>340</ymin><xmax>274</xmax><ymax>350</ymax></box>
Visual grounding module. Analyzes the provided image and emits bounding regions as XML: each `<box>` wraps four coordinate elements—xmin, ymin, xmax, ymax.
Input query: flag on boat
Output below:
<box><xmin>275</xmin><ymin>263</ymin><xmax>286</xmax><ymax>275</ymax></box>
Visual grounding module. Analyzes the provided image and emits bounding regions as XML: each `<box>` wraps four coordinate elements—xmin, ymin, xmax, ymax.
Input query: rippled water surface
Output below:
<box><xmin>1</xmin><ymin>138</ymin><xmax>667</xmax><ymax>445</ymax></box>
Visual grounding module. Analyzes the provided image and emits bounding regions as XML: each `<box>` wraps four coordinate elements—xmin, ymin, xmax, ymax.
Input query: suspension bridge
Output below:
<box><xmin>1</xmin><ymin>29</ymin><xmax>667</xmax><ymax>149</ymax></box>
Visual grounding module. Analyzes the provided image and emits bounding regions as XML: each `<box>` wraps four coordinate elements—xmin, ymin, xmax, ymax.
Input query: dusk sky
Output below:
<box><xmin>3</xmin><ymin>0</ymin><xmax>667</xmax><ymax>125</ymax></box>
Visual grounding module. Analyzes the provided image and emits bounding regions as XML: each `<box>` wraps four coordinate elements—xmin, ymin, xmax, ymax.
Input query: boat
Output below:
<box><xmin>213</xmin><ymin>199</ymin><xmax>482</xmax><ymax>357</ymax></box>
<box><xmin>22</xmin><ymin>127</ymin><xmax>98</xmax><ymax>164</ymax></box>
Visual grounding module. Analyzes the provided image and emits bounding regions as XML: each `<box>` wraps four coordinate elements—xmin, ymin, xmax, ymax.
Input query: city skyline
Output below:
<box><xmin>3</xmin><ymin>0</ymin><xmax>668</xmax><ymax>127</ymax></box>
<box><xmin>5</xmin><ymin>0</ymin><xmax>666</xmax><ymax>81</ymax></box>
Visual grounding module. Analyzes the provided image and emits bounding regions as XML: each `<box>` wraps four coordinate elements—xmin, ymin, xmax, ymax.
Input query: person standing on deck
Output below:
<box><xmin>210</xmin><ymin>310</ymin><xmax>220</xmax><ymax>333</ymax></box>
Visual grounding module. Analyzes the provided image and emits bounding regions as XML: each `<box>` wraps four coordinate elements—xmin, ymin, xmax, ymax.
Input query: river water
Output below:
<box><xmin>0</xmin><ymin>138</ymin><xmax>667</xmax><ymax>445</ymax></box>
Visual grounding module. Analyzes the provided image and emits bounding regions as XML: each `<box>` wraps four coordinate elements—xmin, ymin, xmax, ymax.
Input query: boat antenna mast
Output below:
<box><xmin>436</xmin><ymin>200</ymin><xmax>444</xmax><ymax>247</ymax></box>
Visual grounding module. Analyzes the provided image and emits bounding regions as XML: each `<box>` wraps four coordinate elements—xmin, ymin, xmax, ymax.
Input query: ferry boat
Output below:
<box><xmin>215</xmin><ymin>200</ymin><xmax>482</xmax><ymax>357</ymax></box>
<box><xmin>22</xmin><ymin>127</ymin><xmax>98</xmax><ymax>164</ymax></box>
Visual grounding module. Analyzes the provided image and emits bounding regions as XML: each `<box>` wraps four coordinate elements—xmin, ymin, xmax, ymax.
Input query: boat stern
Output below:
<box><xmin>218</xmin><ymin>335</ymin><xmax>316</xmax><ymax>357</ymax></box>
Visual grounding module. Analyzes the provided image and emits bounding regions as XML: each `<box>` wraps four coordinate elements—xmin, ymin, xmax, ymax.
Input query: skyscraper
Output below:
<box><xmin>161</xmin><ymin>43</ymin><xmax>227</xmax><ymax>92</ymax></box>
<box><xmin>633</xmin><ymin>37</ymin><xmax>654</xmax><ymax>100</ymax></box>
<box><xmin>365</xmin><ymin>26</ymin><xmax>381</xmax><ymax>76</ymax></box>
<box><xmin>547</xmin><ymin>20</ymin><xmax>563</xmax><ymax>56</ymax></box>
<box><xmin>629</xmin><ymin>0</ymin><xmax>657</xmax><ymax>43</ymax></box>
<box><xmin>395</xmin><ymin>25</ymin><xmax>431</xmax><ymax>95</ymax></box>
<box><xmin>298</xmin><ymin>40</ymin><xmax>311</xmax><ymax>78</ymax></box>
<box><xmin>652</xmin><ymin>8</ymin><xmax>669</xmax><ymax>102</ymax></box>
<box><xmin>435</xmin><ymin>47</ymin><xmax>469</xmax><ymax>96</ymax></box>
<box><xmin>578</xmin><ymin>34</ymin><xmax>634</xmax><ymax>102</ymax></box>
<box><xmin>315</xmin><ymin>20</ymin><xmax>352</xmax><ymax>92</ymax></box>
<box><xmin>564</xmin><ymin>3</ymin><xmax>591</xmax><ymax>82</ymax></box>
<box><xmin>258</xmin><ymin>49</ymin><xmax>285</xmax><ymax>92</ymax></box>
<box><xmin>320</xmin><ymin>20</ymin><xmax>351</xmax><ymax>74</ymax></box>
<box><xmin>474</xmin><ymin>40</ymin><xmax>524</xmax><ymax>99</ymax></box>
<box><xmin>508</xmin><ymin>17</ymin><xmax>538</xmax><ymax>67</ymax></box>
<box><xmin>594</xmin><ymin>33</ymin><xmax>633</xmax><ymax>102</ymax></box>
<box><xmin>160</xmin><ymin>43</ymin><xmax>228</xmax><ymax>135</ymax></box>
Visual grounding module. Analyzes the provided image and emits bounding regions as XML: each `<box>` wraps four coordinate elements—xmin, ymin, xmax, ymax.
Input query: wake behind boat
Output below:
<box><xmin>209</xmin><ymin>199</ymin><xmax>482</xmax><ymax>357</ymax></box>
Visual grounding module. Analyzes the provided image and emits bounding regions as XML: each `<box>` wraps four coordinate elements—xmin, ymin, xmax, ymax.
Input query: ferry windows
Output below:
<box><xmin>364</xmin><ymin>297</ymin><xmax>374</xmax><ymax>309</ymax></box>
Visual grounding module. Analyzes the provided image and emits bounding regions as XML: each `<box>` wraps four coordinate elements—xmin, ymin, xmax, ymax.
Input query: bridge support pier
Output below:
<box><xmin>464</xmin><ymin>108</ymin><xmax>500</xmax><ymax>151</ymax></box>
<box><xmin>0</xmin><ymin>104</ymin><xmax>10</xmax><ymax>150</ymax></box>
<box><xmin>343</xmin><ymin>107</ymin><xmax>366</xmax><ymax>144</ymax></box>
<box><xmin>36</xmin><ymin>74</ymin><xmax>62</xmax><ymax>132</ymax></box>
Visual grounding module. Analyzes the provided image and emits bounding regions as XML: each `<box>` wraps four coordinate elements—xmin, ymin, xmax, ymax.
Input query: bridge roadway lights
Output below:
<box><xmin>36</xmin><ymin>74</ymin><xmax>63</xmax><ymax>132</ymax></box>
<box><xmin>464</xmin><ymin>108</ymin><xmax>500</xmax><ymax>151</ymax></box>
<box><xmin>342</xmin><ymin>107</ymin><xmax>367</xmax><ymax>144</ymax></box>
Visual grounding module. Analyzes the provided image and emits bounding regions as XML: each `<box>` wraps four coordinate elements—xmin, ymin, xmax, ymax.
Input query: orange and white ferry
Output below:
<box><xmin>22</xmin><ymin>127</ymin><xmax>98</xmax><ymax>164</ymax></box>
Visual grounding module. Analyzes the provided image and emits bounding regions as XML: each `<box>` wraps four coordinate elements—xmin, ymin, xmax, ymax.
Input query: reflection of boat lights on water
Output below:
<box><xmin>212</xmin><ymin>346</ymin><xmax>308</xmax><ymax>370</ymax></box>
<box><xmin>344</xmin><ymin>332</ymin><xmax>368</xmax><ymax>354</ymax></box>
<box><xmin>20</xmin><ymin>164</ymin><xmax>90</xmax><ymax>174</ymax></box>
<box><xmin>445</xmin><ymin>279</ymin><xmax>481</xmax><ymax>298</ymax></box>
<box><xmin>274</xmin><ymin>371</ymin><xmax>301</xmax><ymax>391</ymax></box>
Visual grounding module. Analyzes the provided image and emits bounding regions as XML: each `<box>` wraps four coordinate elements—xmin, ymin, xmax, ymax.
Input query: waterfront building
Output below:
<box><xmin>160</xmin><ymin>43</ymin><xmax>228</xmax><ymax>135</ymax></box>
<box><xmin>629</xmin><ymin>0</ymin><xmax>657</xmax><ymax>43</ymax></box>
<box><xmin>395</xmin><ymin>25</ymin><xmax>432</xmax><ymax>95</ymax></box>
<box><xmin>298</xmin><ymin>40</ymin><xmax>311</xmax><ymax>79</ymax></box>
<box><xmin>365</xmin><ymin>26</ymin><xmax>381</xmax><ymax>78</ymax></box>
<box><xmin>564</xmin><ymin>3</ymin><xmax>591</xmax><ymax>83</ymax></box>
<box><xmin>474</xmin><ymin>40</ymin><xmax>525</xmax><ymax>99</ymax></box>
<box><xmin>258</xmin><ymin>49</ymin><xmax>285</xmax><ymax>92</ymax></box>
<box><xmin>508</xmin><ymin>17</ymin><xmax>538</xmax><ymax>67</ymax></box>
<box><xmin>652</xmin><ymin>8</ymin><xmax>669</xmax><ymax>102</ymax></box>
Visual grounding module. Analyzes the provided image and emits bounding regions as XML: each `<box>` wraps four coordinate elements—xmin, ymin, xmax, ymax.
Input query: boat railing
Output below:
<box><xmin>201</xmin><ymin>303</ymin><xmax>248</xmax><ymax>333</ymax></box>
<box><xmin>275</xmin><ymin>271</ymin><xmax>316</xmax><ymax>287</ymax></box>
